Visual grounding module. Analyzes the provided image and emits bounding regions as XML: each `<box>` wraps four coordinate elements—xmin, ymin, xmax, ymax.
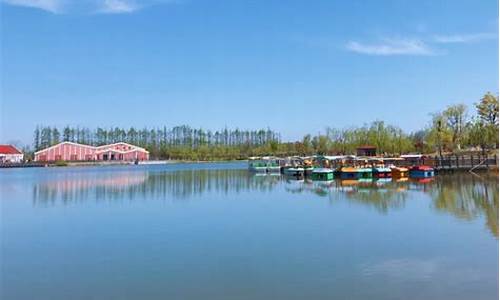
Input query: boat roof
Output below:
<box><xmin>400</xmin><ymin>154</ymin><xmax>423</xmax><ymax>158</ymax></box>
<box><xmin>319</xmin><ymin>155</ymin><xmax>357</xmax><ymax>160</ymax></box>
<box><xmin>248</xmin><ymin>156</ymin><xmax>279</xmax><ymax>160</ymax></box>
<box><xmin>313</xmin><ymin>168</ymin><xmax>333</xmax><ymax>173</ymax></box>
<box><xmin>366</xmin><ymin>157</ymin><xmax>404</xmax><ymax>161</ymax></box>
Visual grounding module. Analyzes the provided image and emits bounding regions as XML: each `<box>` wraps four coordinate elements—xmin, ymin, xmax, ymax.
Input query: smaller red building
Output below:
<box><xmin>0</xmin><ymin>145</ymin><xmax>24</xmax><ymax>163</ymax></box>
<box><xmin>34</xmin><ymin>142</ymin><xmax>149</xmax><ymax>162</ymax></box>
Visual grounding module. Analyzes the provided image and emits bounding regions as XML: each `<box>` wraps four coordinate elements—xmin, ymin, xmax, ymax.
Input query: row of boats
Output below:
<box><xmin>248</xmin><ymin>156</ymin><xmax>435</xmax><ymax>180</ymax></box>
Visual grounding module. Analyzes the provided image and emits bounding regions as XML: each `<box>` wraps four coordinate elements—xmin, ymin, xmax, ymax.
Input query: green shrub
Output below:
<box><xmin>54</xmin><ymin>160</ymin><xmax>68</xmax><ymax>167</ymax></box>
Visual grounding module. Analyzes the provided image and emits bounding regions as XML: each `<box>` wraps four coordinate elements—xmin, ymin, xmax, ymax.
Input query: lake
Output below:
<box><xmin>1</xmin><ymin>162</ymin><xmax>498</xmax><ymax>300</ymax></box>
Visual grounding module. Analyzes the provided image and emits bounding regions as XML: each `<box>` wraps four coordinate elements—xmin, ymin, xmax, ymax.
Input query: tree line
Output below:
<box><xmin>32</xmin><ymin>125</ymin><xmax>281</xmax><ymax>160</ymax></box>
<box><xmin>311</xmin><ymin>92</ymin><xmax>498</xmax><ymax>156</ymax></box>
<box><xmin>30</xmin><ymin>92</ymin><xmax>498</xmax><ymax>160</ymax></box>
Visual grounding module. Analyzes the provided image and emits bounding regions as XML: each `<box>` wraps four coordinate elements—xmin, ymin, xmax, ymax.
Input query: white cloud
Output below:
<box><xmin>98</xmin><ymin>0</ymin><xmax>137</xmax><ymax>14</ymax></box>
<box><xmin>433</xmin><ymin>33</ymin><xmax>497</xmax><ymax>43</ymax></box>
<box><xmin>1</xmin><ymin>0</ymin><xmax>62</xmax><ymax>13</ymax></box>
<box><xmin>1</xmin><ymin>0</ymin><xmax>176</xmax><ymax>14</ymax></box>
<box><xmin>346</xmin><ymin>38</ymin><xmax>436</xmax><ymax>56</ymax></box>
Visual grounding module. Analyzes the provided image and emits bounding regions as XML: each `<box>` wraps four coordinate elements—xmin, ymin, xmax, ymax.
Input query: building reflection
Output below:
<box><xmin>32</xmin><ymin>169</ymin><xmax>280</xmax><ymax>205</ymax></box>
<box><xmin>32</xmin><ymin>169</ymin><xmax>498</xmax><ymax>237</ymax></box>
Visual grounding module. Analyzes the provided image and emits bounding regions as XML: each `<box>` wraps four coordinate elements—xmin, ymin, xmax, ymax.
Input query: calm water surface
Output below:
<box><xmin>1</xmin><ymin>162</ymin><xmax>498</xmax><ymax>300</ymax></box>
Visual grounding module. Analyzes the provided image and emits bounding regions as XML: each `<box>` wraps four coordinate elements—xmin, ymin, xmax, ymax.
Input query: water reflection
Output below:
<box><xmin>428</xmin><ymin>173</ymin><xmax>499</xmax><ymax>237</ymax></box>
<box><xmin>30</xmin><ymin>168</ymin><xmax>498</xmax><ymax>237</ymax></box>
<box><xmin>32</xmin><ymin>169</ymin><xmax>280</xmax><ymax>205</ymax></box>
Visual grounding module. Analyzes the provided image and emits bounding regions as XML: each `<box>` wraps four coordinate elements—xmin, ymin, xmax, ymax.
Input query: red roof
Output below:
<box><xmin>0</xmin><ymin>145</ymin><xmax>22</xmax><ymax>154</ymax></box>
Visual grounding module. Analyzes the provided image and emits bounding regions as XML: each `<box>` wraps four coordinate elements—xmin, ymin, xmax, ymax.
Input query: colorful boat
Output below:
<box><xmin>409</xmin><ymin>165</ymin><xmax>435</xmax><ymax>178</ymax></box>
<box><xmin>340</xmin><ymin>167</ymin><xmax>373</xmax><ymax>179</ymax></box>
<box><xmin>372</xmin><ymin>166</ymin><xmax>392</xmax><ymax>178</ymax></box>
<box><xmin>248</xmin><ymin>157</ymin><xmax>281</xmax><ymax>173</ymax></box>
<box><xmin>358</xmin><ymin>168</ymin><xmax>373</xmax><ymax>179</ymax></box>
<box><xmin>391</xmin><ymin>166</ymin><xmax>409</xmax><ymax>178</ymax></box>
<box><xmin>311</xmin><ymin>168</ymin><xmax>334</xmax><ymax>181</ymax></box>
<box><xmin>340</xmin><ymin>167</ymin><xmax>360</xmax><ymax>179</ymax></box>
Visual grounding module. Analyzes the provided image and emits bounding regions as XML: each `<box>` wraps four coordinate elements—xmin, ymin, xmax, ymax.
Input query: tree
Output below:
<box><xmin>33</xmin><ymin>126</ymin><xmax>40</xmax><ymax>151</ymax></box>
<box><xmin>40</xmin><ymin>127</ymin><xmax>52</xmax><ymax>149</ymax></box>
<box><xmin>52</xmin><ymin>128</ymin><xmax>61</xmax><ymax>145</ymax></box>
<box><xmin>427</xmin><ymin>113</ymin><xmax>452</xmax><ymax>156</ymax></box>
<box><xmin>443</xmin><ymin>104</ymin><xmax>467</xmax><ymax>150</ymax></box>
<box><xmin>474</xmin><ymin>93</ymin><xmax>499</xmax><ymax>150</ymax></box>
<box><xmin>476</xmin><ymin>92</ymin><xmax>499</xmax><ymax>126</ymax></box>
<box><xmin>63</xmin><ymin>126</ymin><xmax>71</xmax><ymax>142</ymax></box>
<box><xmin>302</xmin><ymin>134</ymin><xmax>312</xmax><ymax>155</ymax></box>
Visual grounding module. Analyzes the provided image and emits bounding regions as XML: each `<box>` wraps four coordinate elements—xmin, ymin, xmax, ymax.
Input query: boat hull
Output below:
<box><xmin>391</xmin><ymin>168</ymin><xmax>408</xmax><ymax>178</ymax></box>
<box><xmin>409</xmin><ymin>165</ymin><xmax>435</xmax><ymax>178</ymax></box>
<box><xmin>409</xmin><ymin>170</ymin><xmax>435</xmax><ymax>178</ymax></box>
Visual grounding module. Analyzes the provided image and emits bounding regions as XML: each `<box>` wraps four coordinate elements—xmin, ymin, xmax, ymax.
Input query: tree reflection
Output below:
<box><xmin>428</xmin><ymin>173</ymin><xmax>498</xmax><ymax>237</ymax></box>
<box><xmin>31</xmin><ymin>168</ymin><xmax>498</xmax><ymax>237</ymax></box>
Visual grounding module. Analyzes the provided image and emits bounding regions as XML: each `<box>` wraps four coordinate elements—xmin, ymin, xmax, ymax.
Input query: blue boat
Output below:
<box><xmin>409</xmin><ymin>165</ymin><xmax>435</xmax><ymax>178</ymax></box>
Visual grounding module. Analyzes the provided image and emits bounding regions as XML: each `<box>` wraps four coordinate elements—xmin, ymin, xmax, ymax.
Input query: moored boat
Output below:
<box><xmin>248</xmin><ymin>157</ymin><xmax>281</xmax><ymax>173</ymax></box>
<box><xmin>391</xmin><ymin>166</ymin><xmax>409</xmax><ymax>178</ymax></box>
<box><xmin>409</xmin><ymin>165</ymin><xmax>435</xmax><ymax>178</ymax></box>
<box><xmin>340</xmin><ymin>167</ymin><xmax>360</xmax><ymax>179</ymax></box>
<box><xmin>358</xmin><ymin>167</ymin><xmax>373</xmax><ymax>179</ymax></box>
<box><xmin>311</xmin><ymin>168</ymin><xmax>334</xmax><ymax>181</ymax></box>
<box><xmin>372</xmin><ymin>166</ymin><xmax>392</xmax><ymax>178</ymax></box>
<box><xmin>339</xmin><ymin>167</ymin><xmax>373</xmax><ymax>179</ymax></box>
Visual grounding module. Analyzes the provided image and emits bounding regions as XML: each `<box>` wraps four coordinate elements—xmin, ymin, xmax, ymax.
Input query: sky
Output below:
<box><xmin>0</xmin><ymin>0</ymin><xmax>498</xmax><ymax>146</ymax></box>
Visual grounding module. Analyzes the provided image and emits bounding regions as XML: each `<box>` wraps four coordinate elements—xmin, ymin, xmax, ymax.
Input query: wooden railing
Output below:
<box><xmin>394</xmin><ymin>155</ymin><xmax>498</xmax><ymax>171</ymax></box>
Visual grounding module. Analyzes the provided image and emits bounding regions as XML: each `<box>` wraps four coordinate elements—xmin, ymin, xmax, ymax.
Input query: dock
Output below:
<box><xmin>393</xmin><ymin>155</ymin><xmax>498</xmax><ymax>172</ymax></box>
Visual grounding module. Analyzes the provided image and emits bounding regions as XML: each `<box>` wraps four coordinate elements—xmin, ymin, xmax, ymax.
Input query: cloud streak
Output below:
<box><xmin>98</xmin><ymin>0</ymin><xmax>138</xmax><ymax>14</ymax></box>
<box><xmin>345</xmin><ymin>38</ymin><xmax>436</xmax><ymax>56</ymax></box>
<box><xmin>1</xmin><ymin>0</ymin><xmax>176</xmax><ymax>14</ymax></box>
<box><xmin>432</xmin><ymin>33</ymin><xmax>497</xmax><ymax>43</ymax></box>
<box><xmin>2</xmin><ymin>0</ymin><xmax>62</xmax><ymax>13</ymax></box>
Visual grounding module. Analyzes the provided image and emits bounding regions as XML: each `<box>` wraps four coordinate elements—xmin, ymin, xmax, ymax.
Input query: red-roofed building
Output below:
<box><xmin>0</xmin><ymin>145</ymin><xmax>24</xmax><ymax>163</ymax></box>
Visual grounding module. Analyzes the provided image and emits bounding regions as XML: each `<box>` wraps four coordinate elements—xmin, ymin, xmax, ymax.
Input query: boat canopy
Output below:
<box><xmin>313</xmin><ymin>168</ymin><xmax>334</xmax><ymax>173</ymax></box>
<box><xmin>319</xmin><ymin>155</ymin><xmax>356</xmax><ymax>161</ymax></box>
<box><xmin>249</xmin><ymin>156</ymin><xmax>280</xmax><ymax>161</ymax></box>
<box><xmin>401</xmin><ymin>154</ymin><xmax>423</xmax><ymax>159</ymax></box>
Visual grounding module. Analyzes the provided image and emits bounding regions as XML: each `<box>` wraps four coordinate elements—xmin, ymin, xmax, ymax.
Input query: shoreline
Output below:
<box><xmin>0</xmin><ymin>159</ymin><xmax>248</xmax><ymax>169</ymax></box>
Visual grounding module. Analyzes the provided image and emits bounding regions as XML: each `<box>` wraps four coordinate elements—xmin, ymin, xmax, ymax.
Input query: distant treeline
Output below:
<box><xmin>29</xmin><ymin>92</ymin><xmax>499</xmax><ymax>160</ymax></box>
<box><xmin>32</xmin><ymin>125</ymin><xmax>281</xmax><ymax>160</ymax></box>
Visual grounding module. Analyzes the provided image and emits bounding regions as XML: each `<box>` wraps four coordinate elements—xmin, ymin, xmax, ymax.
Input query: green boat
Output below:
<box><xmin>311</xmin><ymin>168</ymin><xmax>334</xmax><ymax>181</ymax></box>
<box><xmin>248</xmin><ymin>157</ymin><xmax>281</xmax><ymax>173</ymax></box>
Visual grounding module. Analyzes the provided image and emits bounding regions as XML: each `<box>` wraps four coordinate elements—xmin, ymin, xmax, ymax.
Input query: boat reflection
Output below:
<box><xmin>30</xmin><ymin>169</ymin><xmax>498</xmax><ymax>237</ymax></box>
<box><xmin>282</xmin><ymin>173</ymin><xmax>498</xmax><ymax>237</ymax></box>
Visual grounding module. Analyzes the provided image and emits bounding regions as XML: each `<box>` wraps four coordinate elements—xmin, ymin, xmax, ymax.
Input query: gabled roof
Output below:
<box><xmin>34</xmin><ymin>141</ymin><xmax>149</xmax><ymax>154</ymax></box>
<box><xmin>34</xmin><ymin>141</ymin><xmax>95</xmax><ymax>154</ymax></box>
<box><xmin>0</xmin><ymin>145</ymin><xmax>22</xmax><ymax>155</ymax></box>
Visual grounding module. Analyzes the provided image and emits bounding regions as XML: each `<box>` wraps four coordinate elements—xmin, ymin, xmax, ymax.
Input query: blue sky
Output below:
<box><xmin>1</xmin><ymin>0</ymin><xmax>498</xmax><ymax>145</ymax></box>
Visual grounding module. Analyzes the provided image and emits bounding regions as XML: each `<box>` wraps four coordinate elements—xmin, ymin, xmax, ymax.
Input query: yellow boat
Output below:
<box><xmin>391</xmin><ymin>166</ymin><xmax>409</xmax><ymax>178</ymax></box>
